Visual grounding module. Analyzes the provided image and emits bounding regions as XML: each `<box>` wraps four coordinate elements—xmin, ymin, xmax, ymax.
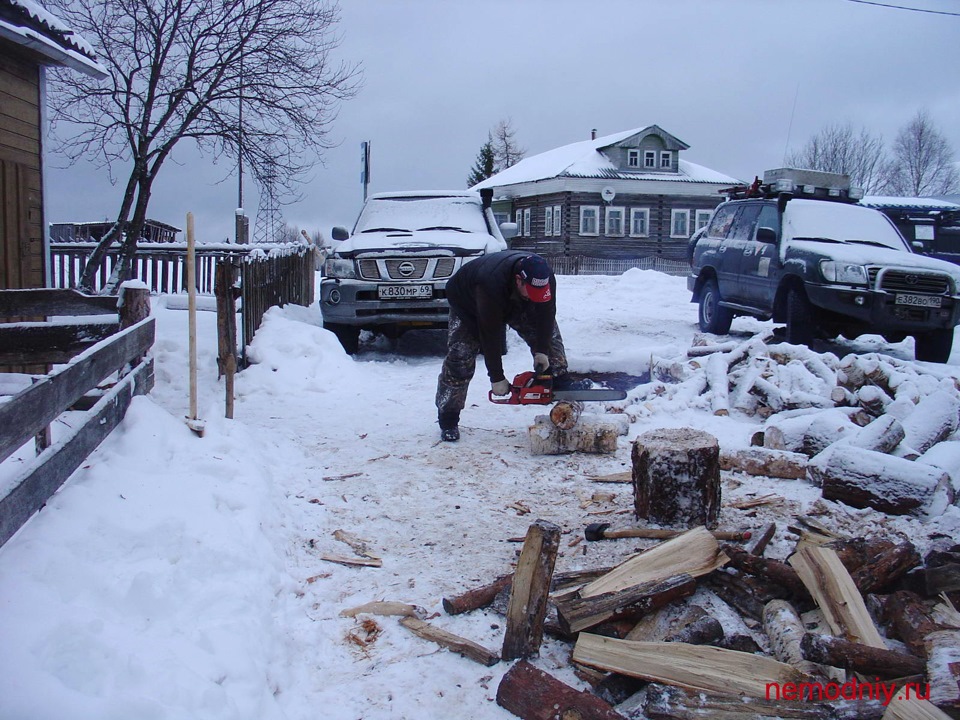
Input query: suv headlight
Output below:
<box><xmin>324</xmin><ymin>257</ymin><xmax>357</xmax><ymax>279</ymax></box>
<box><xmin>820</xmin><ymin>260</ymin><xmax>868</xmax><ymax>286</ymax></box>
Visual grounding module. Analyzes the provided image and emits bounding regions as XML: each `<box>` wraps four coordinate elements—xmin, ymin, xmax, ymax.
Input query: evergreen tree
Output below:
<box><xmin>467</xmin><ymin>138</ymin><xmax>496</xmax><ymax>187</ymax></box>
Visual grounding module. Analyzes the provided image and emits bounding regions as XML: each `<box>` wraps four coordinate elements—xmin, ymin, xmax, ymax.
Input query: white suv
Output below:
<box><xmin>320</xmin><ymin>190</ymin><xmax>509</xmax><ymax>353</ymax></box>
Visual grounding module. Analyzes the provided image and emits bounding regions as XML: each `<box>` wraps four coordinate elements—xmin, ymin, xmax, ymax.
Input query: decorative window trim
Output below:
<box><xmin>515</xmin><ymin>209</ymin><xmax>523</xmax><ymax>236</ymax></box>
<box><xmin>627</xmin><ymin>149</ymin><xmax>640</xmax><ymax>168</ymax></box>
<box><xmin>544</xmin><ymin>207</ymin><xmax>554</xmax><ymax>237</ymax></box>
<box><xmin>660</xmin><ymin>151</ymin><xmax>672</xmax><ymax>169</ymax></box>
<box><xmin>671</xmin><ymin>209</ymin><xmax>691</xmax><ymax>238</ymax></box>
<box><xmin>579</xmin><ymin>206</ymin><xmax>599</xmax><ymax>236</ymax></box>
<box><xmin>552</xmin><ymin>205</ymin><xmax>562</xmax><ymax>236</ymax></box>
<box><xmin>695</xmin><ymin>209</ymin><xmax>713</xmax><ymax>232</ymax></box>
<box><xmin>523</xmin><ymin>208</ymin><xmax>531</xmax><ymax>237</ymax></box>
<box><xmin>629</xmin><ymin>208</ymin><xmax>650</xmax><ymax>237</ymax></box>
<box><xmin>644</xmin><ymin>151</ymin><xmax>656</xmax><ymax>168</ymax></box>
<box><xmin>605</xmin><ymin>206</ymin><xmax>625</xmax><ymax>237</ymax></box>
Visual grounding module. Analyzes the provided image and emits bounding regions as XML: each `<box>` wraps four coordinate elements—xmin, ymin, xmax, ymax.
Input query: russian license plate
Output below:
<box><xmin>378</xmin><ymin>284</ymin><xmax>432</xmax><ymax>300</ymax></box>
<box><xmin>895</xmin><ymin>293</ymin><xmax>942</xmax><ymax>308</ymax></box>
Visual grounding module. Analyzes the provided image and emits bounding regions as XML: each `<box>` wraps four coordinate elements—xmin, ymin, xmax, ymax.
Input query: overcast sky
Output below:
<box><xmin>44</xmin><ymin>0</ymin><xmax>960</xmax><ymax>243</ymax></box>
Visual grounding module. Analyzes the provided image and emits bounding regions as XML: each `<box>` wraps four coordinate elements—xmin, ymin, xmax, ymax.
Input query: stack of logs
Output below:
<box><xmin>433</xmin><ymin>523</ymin><xmax>960</xmax><ymax>720</ymax></box>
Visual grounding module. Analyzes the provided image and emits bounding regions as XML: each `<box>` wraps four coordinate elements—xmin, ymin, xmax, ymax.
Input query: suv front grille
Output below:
<box><xmin>385</xmin><ymin>258</ymin><xmax>428</xmax><ymax>279</ymax></box>
<box><xmin>868</xmin><ymin>268</ymin><xmax>952</xmax><ymax>295</ymax></box>
<box><xmin>357</xmin><ymin>257</ymin><xmax>454</xmax><ymax>281</ymax></box>
<box><xmin>358</xmin><ymin>259</ymin><xmax>381</xmax><ymax>279</ymax></box>
<box><xmin>434</xmin><ymin>258</ymin><xmax>456</xmax><ymax>278</ymax></box>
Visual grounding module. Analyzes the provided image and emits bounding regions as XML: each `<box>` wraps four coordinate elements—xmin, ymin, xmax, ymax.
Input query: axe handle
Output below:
<box><xmin>604</xmin><ymin>528</ymin><xmax>751</xmax><ymax>542</ymax></box>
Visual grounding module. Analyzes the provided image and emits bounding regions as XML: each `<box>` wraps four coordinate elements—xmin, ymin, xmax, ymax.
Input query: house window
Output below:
<box><xmin>630</xmin><ymin>208</ymin><xmax>650</xmax><ymax>237</ymax></box>
<box><xmin>544</xmin><ymin>207</ymin><xmax>553</xmax><ymax>237</ymax></box>
<box><xmin>671</xmin><ymin>209</ymin><xmax>691</xmax><ymax>238</ymax></box>
<box><xmin>579</xmin><ymin>206</ymin><xmax>599</xmax><ymax>236</ymax></box>
<box><xmin>627</xmin><ymin>150</ymin><xmax>640</xmax><ymax>168</ymax></box>
<box><xmin>644</xmin><ymin>151</ymin><xmax>656</xmax><ymax>168</ymax></box>
<box><xmin>606</xmin><ymin>207</ymin><xmax>625</xmax><ymax>236</ymax></box>
<box><xmin>695</xmin><ymin>210</ymin><xmax>713</xmax><ymax>232</ymax></box>
<box><xmin>515</xmin><ymin>209</ymin><xmax>523</xmax><ymax>236</ymax></box>
<box><xmin>552</xmin><ymin>205</ymin><xmax>562</xmax><ymax>235</ymax></box>
<box><xmin>660</xmin><ymin>151</ymin><xmax>672</xmax><ymax>169</ymax></box>
<box><xmin>494</xmin><ymin>213</ymin><xmax>509</xmax><ymax>226</ymax></box>
<box><xmin>523</xmin><ymin>208</ymin><xmax>531</xmax><ymax>237</ymax></box>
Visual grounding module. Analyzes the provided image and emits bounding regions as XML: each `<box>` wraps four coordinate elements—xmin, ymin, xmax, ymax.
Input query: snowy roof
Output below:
<box><xmin>860</xmin><ymin>196</ymin><xmax>960</xmax><ymax>212</ymax></box>
<box><xmin>472</xmin><ymin>126</ymin><xmax>742</xmax><ymax>190</ymax></box>
<box><xmin>0</xmin><ymin>0</ymin><xmax>106</xmax><ymax>77</ymax></box>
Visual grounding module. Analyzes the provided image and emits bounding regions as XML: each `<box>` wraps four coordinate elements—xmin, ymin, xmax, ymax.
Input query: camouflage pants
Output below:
<box><xmin>435</xmin><ymin>307</ymin><xmax>568</xmax><ymax>417</ymax></box>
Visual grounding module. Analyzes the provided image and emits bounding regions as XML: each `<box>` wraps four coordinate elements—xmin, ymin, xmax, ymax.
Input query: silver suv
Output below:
<box><xmin>320</xmin><ymin>190</ymin><xmax>509</xmax><ymax>353</ymax></box>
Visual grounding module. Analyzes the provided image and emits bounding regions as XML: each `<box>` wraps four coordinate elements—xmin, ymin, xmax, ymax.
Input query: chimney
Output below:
<box><xmin>591</xmin><ymin>129</ymin><xmax>597</xmax><ymax>140</ymax></box>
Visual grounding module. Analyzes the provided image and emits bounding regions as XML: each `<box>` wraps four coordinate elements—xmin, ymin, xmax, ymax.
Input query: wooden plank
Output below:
<box><xmin>398</xmin><ymin>617</ymin><xmax>499</xmax><ymax>667</ymax></box>
<box><xmin>0</xmin><ymin>289</ymin><xmax>117</xmax><ymax>319</ymax></box>
<box><xmin>0</xmin><ymin>318</ymin><xmax>155</xmax><ymax>463</ymax></box>
<box><xmin>0</xmin><ymin>321</ymin><xmax>119</xmax><ymax>363</ymax></box>
<box><xmin>501</xmin><ymin>519</ymin><xmax>560</xmax><ymax>660</ymax></box>
<box><xmin>788</xmin><ymin>544</ymin><xmax>885</xmax><ymax>649</ymax></box>
<box><xmin>0</xmin><ymin>358</ymin><xmax>154</xmax><ymax>547</ymax></box>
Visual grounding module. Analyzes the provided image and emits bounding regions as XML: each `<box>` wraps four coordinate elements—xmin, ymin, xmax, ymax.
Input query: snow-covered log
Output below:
<box><xmin>765</xmin><ymin>408</ymin><xmax>858</xmax><ymax>456</ymax></box>
<box><xmin>900</xmin><ymin>387</ymin><xmax>960</xmax><ymax>455</ymax></box>
<box><xmin>856</xmin><ymin>385</ymin><xmax>893</xmax><ymax>417</ymax></box>
<box><xmin>926</xmin><ymin>630</ymin><xmax>960</xmax><ymax>712</ymax></box>
<box><xmin>528</xmin><ymin>414</ymin><xmax>628</xmax><ymax>456</ymax></box>
<box><xmin>719</xmin><ymin>447</ymin><xmax>807</xmax><ymax>479</ymax></box>
<box><xmin>917</xmin><ymin>440</ymin><xmax>960</xmax><ymax>500</ymax></box>
<box><xmin>705</xmin><ymin>352</ymin><xmax>730</xmax><ymax>416</ymax></box>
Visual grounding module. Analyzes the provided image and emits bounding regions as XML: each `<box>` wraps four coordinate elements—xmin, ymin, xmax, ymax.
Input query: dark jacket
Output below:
<box><xmin>445</xmin><ymin>250</ymin><xmax>557</xmax><ymax>382</ymax></box>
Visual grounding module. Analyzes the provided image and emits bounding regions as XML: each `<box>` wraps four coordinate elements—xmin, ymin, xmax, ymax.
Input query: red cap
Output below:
<box><xmin>517</xmin><ymin>255</ymin><xmax>553</xmax><ymax>303</ymax></box>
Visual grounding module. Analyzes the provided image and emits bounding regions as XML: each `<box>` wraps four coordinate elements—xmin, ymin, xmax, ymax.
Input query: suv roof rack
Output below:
<box><xmin>720</xmin><ymin>168</ymin><xmax>863</xmax><ymax>204</ymax></box>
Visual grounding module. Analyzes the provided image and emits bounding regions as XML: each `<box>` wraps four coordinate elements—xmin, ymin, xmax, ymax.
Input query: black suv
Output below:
<box><xmin>688</xmin><ymin>169</ymin><xmax>960</xmax><ymax>362</ymax></box>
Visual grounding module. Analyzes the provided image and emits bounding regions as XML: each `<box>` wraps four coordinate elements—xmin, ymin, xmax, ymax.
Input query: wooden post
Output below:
<box><xmin>633</xmin><ymin>428</ymin><xmax>720</xmax><ymax>529</ymax></box>
<box><xmin>118</xmin><ymin>284</ymin><xmax>150</xmax><ymax>330</ymax></box>
<box><xmin>184</xmin><ymin>214</ymin><xmax>204</xmax><ymax>436</ymax></box>
<box><xmin>215</xmin><ymin>260</ymin><xmax>239</xmax><ymax>419</ymax></box>
<box><xmin>501</xmin><ymin>519</ymin><xmax>560</xmax><ymax>661</ymax></box>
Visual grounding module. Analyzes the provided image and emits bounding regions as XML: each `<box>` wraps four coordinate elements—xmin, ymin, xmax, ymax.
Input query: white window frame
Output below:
<box><xmin>644</xmin><ymin>151</ymin><xmax>656</xmax><ymax>168</ymax></box>
<box><xmin>660</xmin><ymin>151</ymin><xmax>671</xmax><ymax>169</ymax></box>
<box><xmin>627</xmin><ymin>149</ymin><xmax>640</xmax><ymax>168</ymax></box>
<box><xmin>695</xmin><ymin>209</ymin><xmax>713</xmax><ymax>232</ymax></box>
<box><xmin>629</xmin><ymin>208</ymin><xmax>650</xmax><ymax>237</ymax></box>
<box><xmin>671</xmin><ymin>209</ymin><xmax>691</xmax><ymax>238</ymax></box>
<box><xmin>494</xmin><ymin>212</ymin><xmax>509</xmax><ymax>227</ymax></box>
<box><xmin>515</xmin><ymin>209</ymin><xmax>523</xmax><ymax>236</ymax></box>
<box><xmin>552</xmin><ymin>205</ymin><xmax>562</xmax><ymax>235</ymax></box>
<box><xmin>544</xmin><ymin>207</ymin><xmax>553</xmax><ymax>237</ymax></box>
<box><xmin>523</xmin><ymin>208</ymin><xmax>531</xmax><ymax>237</ymax></box>
<box><xmin>579</xmin><ymin>206</ymin><xmax>599</xmax><ymax>236</ymax></box>
<box><xmin>605</xmin><ymin>206</ymin><xmax>625</xmax><ymax>237</ymax></box>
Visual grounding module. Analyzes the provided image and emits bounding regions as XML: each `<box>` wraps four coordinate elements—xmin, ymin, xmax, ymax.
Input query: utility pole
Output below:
<box><xmin>361</xmin><ymin>140</ymin><xmax>371</xmax><ymax>203</ymax></box>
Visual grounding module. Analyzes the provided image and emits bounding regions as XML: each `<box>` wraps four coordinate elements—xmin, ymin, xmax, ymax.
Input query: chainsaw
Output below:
<box><xmin>488</xmin><ymin>371</ymin><xmax>626</xmax><ymax>405</ymax></box>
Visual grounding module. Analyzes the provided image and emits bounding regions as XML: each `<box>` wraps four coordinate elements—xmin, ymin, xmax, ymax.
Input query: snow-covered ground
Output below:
<box><xmin>1</xmin><ymin>270</ymin><xmax>959</xmax><ymax>719</ymax></box>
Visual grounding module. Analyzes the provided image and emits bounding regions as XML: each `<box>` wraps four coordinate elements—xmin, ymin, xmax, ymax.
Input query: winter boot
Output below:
<box><xmin>438</xmin><ymin>411</ymin><xmax>460</xmax><ymax>442</ymax></box>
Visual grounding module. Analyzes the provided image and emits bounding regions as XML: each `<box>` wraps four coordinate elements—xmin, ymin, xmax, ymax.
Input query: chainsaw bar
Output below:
<box><xmin>553</xmin><ymin>388</ymin><xmax>626</xmax><ymax>402</ymax></box>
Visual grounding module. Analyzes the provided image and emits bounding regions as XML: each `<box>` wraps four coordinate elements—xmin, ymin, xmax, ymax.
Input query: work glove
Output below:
<box><xmin>533</xmin><ymin>353</ymin><xmax>550</xmax><ymax>374</ymax></box>
<box><xmin>491</xmin><ymin>378</ymin><xmax>511</xmax><ymax>396</ymax></box>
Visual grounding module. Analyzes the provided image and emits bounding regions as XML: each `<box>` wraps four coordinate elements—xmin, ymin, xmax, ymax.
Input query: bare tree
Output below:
<box><xmin>48</xmin><ymin>0</ymin><xmax>361</xmax><ymax>293</ymax></box>
<box><xmin>491</xmin><ymin>118</ymin><xmax>526</xmax><ymax>172</ymax></box>
<box><xmin>886</xmin><ymin>109</ymin><xmax>959</xmax><ymax>197</ymax></box>
<box><xmin>785</xmin><ymin>123</ymin><xmax>888</xmax><ymax>194</ymax></box>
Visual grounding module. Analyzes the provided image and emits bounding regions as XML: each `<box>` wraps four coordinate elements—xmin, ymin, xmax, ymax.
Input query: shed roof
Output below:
<box><xmin>860</xmin><ymin>196</ymin><xmax>960</xmax><ymax>213</ymax></box>
<box><xmin>0</xmin><ymin>0</ymin><xmax>106</xmax><ymax>77</ymax></box>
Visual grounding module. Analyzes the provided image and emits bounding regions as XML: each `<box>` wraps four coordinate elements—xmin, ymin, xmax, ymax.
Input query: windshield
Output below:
<box><xmin>354</xmin><ymin>195</ymin><xmax>489</xmax><ymax>235</ymax></box>
<box><xmin>783</xmin><ymin>200</ymin><xmax>909</xmax><ymax>252</ymax></box>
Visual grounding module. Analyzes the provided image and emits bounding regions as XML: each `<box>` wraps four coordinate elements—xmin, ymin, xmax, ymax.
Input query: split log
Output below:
<box><xmin>800</xmin><ymin>632</ymin><xmax>925</xmax><ymax>679</ymax></box>
<box><xmin>789</xmin><ymin>543</ymin><xmax>886</xmax><ymax>649</ymax></box>
<box><xmin>881</xmin><ymin>689</ymin><xmax>954</xmax><ymax>720</ymax></box>
<box><xmin>496</xmin><ymin>660</ymin><xmax>625</xmax><ymax>720</ymax></box>
<box><xmin>885</xmin><ymin>590</ymin><xmax>939</xmax><ymax>659</ymax></box>
<box><xmin>724</xmin><ymin>546</ymin><xmax>812</xmax><ymax>600</ymax></box>
<box><xmin>828</xmin><ymin>537</ymin><xmax>897</xmax><ymax>574</ymax></box>
<box><xmin>398</xmin><ymin>617</ymin><xmax>499</xmax><ymax>666</ymax></box>
<box><xmin>528</xmin><ymin>413</ymin><xmax>628</xmax><ymax>455</ymax></box>
<box><xmin>763</xmin><ymin>600</ymin><xmax>830</xmax><ymax>679</ymax></box>
<box><xmin>572</xmin><ymin>634</ymin><xmax>810</xmax><ymax>698</ymax></box>
<box><xmin>502</xmin><ymin>519</ymin><xmax>560</xmax><ymax>660</ymax></box>
<box><xmin>810</xmin><ymin>446</ymin><xmax>955</xmax><ymax>516</ymax></box>
<box><xmin>719</xmin><ymin>447</ymin><xmax>808</xmax><ymax>479</ymax></box>
<box><xmin>900</xmin><ymin>388</ymin><xmax>960</xmax><ymax>455</ymax></box>
<box><xmin>746</xmin><ymin>522</ymin><xmax>777</xmax><ymax>556</ymax></box>
<box><xmin>554</xmin><ymin>573</ymin><xmax>697</xmax><ymax>635</ymax></box>
<box><xmin>633</xmin><ymin>429</ymin><xmax>720</xmax><ymax>528</ymax></box>
<box><xmin>925</xmin><ymin>629</ymin><xmax>960</xmax><ymax>712</ymax></box>
<box><xmin>849</xmin><ymin>541</ymin><xmax>921</xmax><ymax>595</ymax></box>
<box><xmin>706</xmin><ymin>352</ymin><xmax>730</xmax><ymax>416</ymax></box>
<box><xmin>549</xmin><ymin>400</ymin><xmax>583</xmax><ymax>430</ymax></box>
<box><xmin>644</xmin><ymin>682</ymin><xmax>887</xmax><ymax>720</ymax></box>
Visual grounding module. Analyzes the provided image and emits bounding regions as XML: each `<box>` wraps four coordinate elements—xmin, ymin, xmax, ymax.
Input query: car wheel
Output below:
<box><xmin>698</xmin><ymin>278</ymin><xmax>733</xmax><ymax>334</ymax></box>
<box><xmin>785</xmin><ymin>286</ymin><xmax>815</xmax><ymax>347</ymax></box>
<box><xmin>914</xmin><ymin>328</ymin><xmax>954</xmax><ymax>363</ymax></box>
<box><xmin>324</xmin><ymin>322</ymin><xmax>360</xmax><ymax>355</ymax></box>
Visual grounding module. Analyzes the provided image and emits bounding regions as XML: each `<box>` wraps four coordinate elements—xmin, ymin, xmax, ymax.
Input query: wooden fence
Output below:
<box><xmin>0</xmin><ymin>288</ymin><xmax>154</xmax><ymax>547</ymax></box>
<box><xmin>544</xmin><ymin>254</ymin><xmax>690</xmax><ymax>277</ymax></box>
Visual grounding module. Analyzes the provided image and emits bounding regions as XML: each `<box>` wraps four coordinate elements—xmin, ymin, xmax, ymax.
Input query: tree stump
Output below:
<box><xmin>632</xmin><ymin>428</ymin><xmax>720</xmax><ymax>529</ymax></box>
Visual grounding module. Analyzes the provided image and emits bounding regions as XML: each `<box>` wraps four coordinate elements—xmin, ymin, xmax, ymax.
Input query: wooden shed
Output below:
<box><xmin>0</xmin><ymin>0</ymin><xmax>105</xmax><ymax>290</ymax></box>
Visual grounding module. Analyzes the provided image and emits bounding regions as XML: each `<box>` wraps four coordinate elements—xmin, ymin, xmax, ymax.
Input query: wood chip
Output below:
<box><xmin>320</xmin><ymin>554</ymin><xmax>383</xmax><ymax>568</ymax></box>
<box><xmin>340</xmin><ymin>601</ymin><xmax>421</xmax><ymax>618</ymax></box>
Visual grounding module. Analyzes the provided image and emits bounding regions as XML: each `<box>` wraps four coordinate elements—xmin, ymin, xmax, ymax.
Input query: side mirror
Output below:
<box><xmin>756</xmin><ymin>226</ymin><xmax>777</xmax><ymax>243</ymax></box>
<box><xmin>912</xmin><ymin>241</ymin><xmax>926</xmax><ymax>253</ymax></box>
<box><xmin>331</xmin><ymin>226</ymin><xmax>350</xmax><ymax>242</ymax></box>
<box><xmin>499</xmin><ymin>222</ymin><xmax>518</xmax><ymax>240</ymax></box>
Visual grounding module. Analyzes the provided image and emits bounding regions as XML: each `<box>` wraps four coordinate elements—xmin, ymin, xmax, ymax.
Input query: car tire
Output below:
<box><xmin>698</xmin><ymin>278</ymin><xmax>733</xmax><ymax>334</ymax></box>
<box><xmin>914</xmin><ymin>328</ymin><xmax>954</xmax><ymax>363</ymax></box>
<box><xmin>785</xmin><ymin>286</ymin><xmax>815</xmax><ymax>347</ymax></box>
<box><xmin>324</xmin><ymin>322</ymin><xmax>360</xmax><ymax>355</ymax></box>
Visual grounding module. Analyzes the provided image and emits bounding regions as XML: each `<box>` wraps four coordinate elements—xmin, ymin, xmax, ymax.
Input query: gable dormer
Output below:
<box><xmin>600</xmin><ymin>125</ymin><xmax>690</xmax><ymax>174</ymax></box>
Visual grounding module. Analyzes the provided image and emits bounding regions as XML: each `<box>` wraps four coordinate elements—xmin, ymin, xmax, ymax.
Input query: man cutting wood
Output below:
<box><xmin>435</xmin><ymin>251</ymin><xmax>582</xmax><ymax>442</ymax></box>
